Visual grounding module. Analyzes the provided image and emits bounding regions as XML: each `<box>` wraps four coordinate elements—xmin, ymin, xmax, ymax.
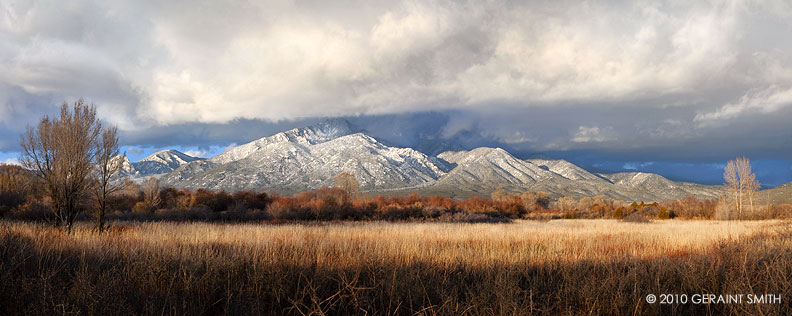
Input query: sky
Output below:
<box><xmin>1</xmin><ymin>0</ymin><xmax>791</xmax><ymax>186</ymax></box>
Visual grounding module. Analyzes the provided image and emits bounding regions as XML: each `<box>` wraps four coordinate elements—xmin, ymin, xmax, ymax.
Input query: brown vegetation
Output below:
<box><xmin>19</xmin><ymin>100</ymin><xmax>119</xmax><ymax>232</ymax></box>
<box><xmin>723</xmin><ymin>157</ymin><xmax>761</xmax><ymax>219</ymax></box>
<box><xmin>1</xmin><ymin>220</ymin><xmax>790</xmax><ymax>315</ymax></box>
<box><xmin>2</xmin><ymin>175</ymin><xmax>792</xmax><ymax>223</ymax></box>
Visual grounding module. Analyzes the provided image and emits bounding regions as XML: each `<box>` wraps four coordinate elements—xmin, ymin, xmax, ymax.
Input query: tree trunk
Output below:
<box><xmin>96</xmin><ymin>199</ymin><xmax>106</xmax><ymax>233</ymax></box>
<box><xmin>737</xmin><ymin>184</ymin><xmax>742</xmax><ymax>220</ymax></box>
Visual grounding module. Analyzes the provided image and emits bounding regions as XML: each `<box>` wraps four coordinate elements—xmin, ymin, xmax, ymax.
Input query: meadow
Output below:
<box><xmin>1</xmin><ymin>219</ymin><xmax>791</xmax><ymax>315</ymax></box>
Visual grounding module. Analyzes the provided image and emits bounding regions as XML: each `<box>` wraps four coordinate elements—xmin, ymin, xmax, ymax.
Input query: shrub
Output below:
<box><xmin>438</xmin><ymin>211</ymin><xmax>511</xmax><ymax>223</ymax></box>
<box><xmin>0</xmin><ymin>191</ymin><xmax>25</xmax><ymax>217</ymax></box>
<box><xmin>622</xmin><ymin>212</ymin><xmax>651</xmax><ymax>223</ymax></box>
<box><xmin>379</xmin><ymin>205</ymin><xmax>422</xmax><ymax>220</ymax></box>
<box><xmin>658</xmin><ymin>207</ymin><xmax>670</xmax><ymax>219</ymax></box>
<box><xmin>6</xmin><ymin>201</ymin><xmax>53</xmax><ymax>221</ymax></box>
<box><xmin>132</xmin><ymin>201</ymin><xmax>151</xmax><ymax>214</ymax></box>
<box><xmin>613</xmin><ymin>207</ymin><xmax>624</xmax><ymax>219</ymax></box>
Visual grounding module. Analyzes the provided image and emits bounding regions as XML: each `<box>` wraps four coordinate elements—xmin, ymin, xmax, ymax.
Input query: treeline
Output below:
<box><xmin>3</xmin><ymin>163</ymin><xmax>791</xmax><ymax>223</ymax></box>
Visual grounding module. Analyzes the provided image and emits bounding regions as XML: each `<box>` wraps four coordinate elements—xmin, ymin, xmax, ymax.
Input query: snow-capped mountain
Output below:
<box><xmin>436</xmin><ymin>148</ymin><xmax>564</xmax><ymax>186</ymax></box>
<box><xmin>116</xmin><ymin>150</ymin><xmax>204</xmax><ymax>178</ymax></box>
<box><xmin>416</xmin><ymin>148</ymin><xmax>720</xmax><ymax>201</ymax></box>
<box><xmin>111</xmin><ymin>155</ymin><xmax>136</xmax><ymax>176</ymax></box>
<box><xmin>526</xmin><ymin>158</ymin><xmax>607</xmax><ymax>181</ymax></box>
<box><xmin>210</xmin><ymin>118</ymin><xmax>354</xmax><ymax>165</ymax></box>
<box><xmin>145</xmin><ymin>119</ymin><xmax>721</xmax><ymax>201</ymax></box>
<box><xmin>597</xmin><ymin>172</ymin><xmax>721</xmax><ymax>201</ymax></box>
<box><xmin>140</xmin><ymin>150</ymin><xmax>203</xmax><ymax>170</ymax></box>
<box><xmin>160</xmin><ymin>121</ymin><xmax>449</xmax><ymax>193</ymax></box>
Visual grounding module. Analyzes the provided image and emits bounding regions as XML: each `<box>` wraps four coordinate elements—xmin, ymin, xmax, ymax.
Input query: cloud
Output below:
<box><xmin>571</xmin><ymin>126</ymin><xmax>612</xmax><ymax>143</ymax></box>
<box><xmin>623</xmin><ymin>161</ymin><xmax>655</xmax><ymax>171</ymax></box>
<box><xmin>2</xmin><ymin>0</ymin><xmax>791</xmax><ymax>128</ymax></box>
<box><xmin>694</xmin><ymin>85</ymin><xmax>792</xmax><ymax>124</ymax></box>
<box><xmin>125</xmin><ymin>147</ymin><xmax>144</xmax><ymax>156</ymax></box>
<box><xmin>183</xmin><ymin>149</ymin><xmax>207</xmax><ymax>158</ymax></box>
<box><xmin>1</xmin><ymin>0</ymin><xmax>792</xmax><ymax>181</ymax></box>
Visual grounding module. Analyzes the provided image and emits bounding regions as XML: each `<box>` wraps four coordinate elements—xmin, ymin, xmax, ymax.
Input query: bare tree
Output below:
<box><xmin>553</xmin><ymin>196</ymin><xmax>577</xmax><ymax>212</ymax></box>
<box><xmin>333</xmin><ymin>172</ymin><xmax>359</xmax><ymax>204</ymax></box>
<box><xmin>723</xmin><ymin>157</ymin><xmax>759</xmax><ymax>220</ymax></box>
<box><xmin>520</xmin><ymin>190</ymin><xmax>550</xmax><ymax>211</ymax></box>
<box><xmin>723</xmin><ymin>160</ymin><xmax>739</xmax><ymax>218</ymax></box>
<box><xmin>142</xmin><ymin>177</ymin><xmax>161</xmax><ymax>212</ymax></box>
<box><xmin>737</xmin><ymin>158</ymin><xmax>760</xmax><ymax>215</ymax></box>
<box><xmin>93</xmin><ymin>127</ymin><xmax>121</xmax><ymax>233</ymax></box>
<box><xmin>20</xmin><ymin>100</ymin><xmax>103</xmax><ymax>232</ymax></box>
<box><xmin>491</xmin><ymin>187</ymin><xmax>507</xmax><ymax>201</ymax></box>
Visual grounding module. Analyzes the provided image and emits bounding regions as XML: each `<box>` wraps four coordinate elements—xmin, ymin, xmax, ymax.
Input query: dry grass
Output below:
<box><xmin>1</xmin><ymin>220</ymin><xmax>791</xmax><ymax>315</ymax></box>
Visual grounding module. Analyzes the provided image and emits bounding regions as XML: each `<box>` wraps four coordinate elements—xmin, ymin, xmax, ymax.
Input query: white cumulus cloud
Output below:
<box><xmin>694</xmin><ymin>85</ymin><xmax>792</xmax><ymax>124</ymax></box>
<box><xmin>571</xmin><ymin>126</ymin><xmax>613</xmax><ymax>143</ymax></box>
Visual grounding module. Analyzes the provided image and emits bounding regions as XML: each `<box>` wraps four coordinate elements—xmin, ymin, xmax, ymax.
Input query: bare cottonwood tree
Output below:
<box><xmin>93</xmin><ymin>127</ymin><xmax>121</xmax><ymax>233</ymax></box>
<box><xmin>491</xmin><ymin>187</ymin><xmax>507</xmax><ymax>201</ymax></box>
<box><xmin>20</xmin><ymin>100</ymin><xmax>104</xmax><ymax>232</ymax></box>
<box><xmin>520</xmin><ymin>190</ymin><xmax>549</xmax><ymax>211</ymax></box>
<box><xmin>333</xmin><ymin>172</ymin><xmax>359</xmax><ymax>204</ymax></box>
<box><xmin>142</xmin><ymin>177</ymin><xmax>161</xmax><ymax>212</ymax></box>
<box><xmin>553</xmin><ymin>196</ymin><xmax>577</xmax><ymax>212</ymax></box>
<box><xmin>737</xmin><ymin>158</ymin><xmax>760</xmax><ymax>215</ymax></box>
<box><xmin>722</xmin><ymin>157</ymin><xmax>759</xmax><ymax>219</ymax></box>
<box><xmin>723</xmin><ymin>160</ymin><xmax>739</xmax><ymax>218</ymax></box>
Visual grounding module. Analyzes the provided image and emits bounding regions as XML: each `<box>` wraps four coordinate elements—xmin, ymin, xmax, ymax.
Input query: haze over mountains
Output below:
<box><xmin>119</xmin><ymin>119</ymin><xmax>723</xmax><ymax>202</ymax></box>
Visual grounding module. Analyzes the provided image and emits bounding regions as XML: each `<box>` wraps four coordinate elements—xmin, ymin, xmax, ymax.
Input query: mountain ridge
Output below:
<box><xmin>125</xmin><ymin>119</ymin><xmax>723</xmax><ymax>202</ymax></box>
<box><xmin>116</xmin><ymin>150</ymin><xmax>204</xmax><ymax>178</ymax></box>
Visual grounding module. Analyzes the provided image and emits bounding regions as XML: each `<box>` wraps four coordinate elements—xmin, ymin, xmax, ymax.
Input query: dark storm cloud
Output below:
<box><xmin>1</xmin><ymin>0</ymin><xmax>792</xmax><ymax>184</ymax></box>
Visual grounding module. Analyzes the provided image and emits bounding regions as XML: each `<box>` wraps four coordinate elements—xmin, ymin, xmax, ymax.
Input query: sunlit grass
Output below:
<box><xmin>1</xmin><ymin>220</ymin><xmax>790</xmax><ymax>315</ymax></box>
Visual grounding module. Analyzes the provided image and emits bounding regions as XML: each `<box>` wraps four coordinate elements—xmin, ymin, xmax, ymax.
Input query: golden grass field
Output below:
<box><xmin>1</xmin><ymin>220</ymin><xmax>791</xmax><ymax>315</ymax></box>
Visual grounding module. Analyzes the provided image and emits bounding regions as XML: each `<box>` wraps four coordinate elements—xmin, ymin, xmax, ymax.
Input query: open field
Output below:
<box><xmin>1</xmin><ymin>220</ymin><xmax>791</xmax><ymax>315</ymax></box>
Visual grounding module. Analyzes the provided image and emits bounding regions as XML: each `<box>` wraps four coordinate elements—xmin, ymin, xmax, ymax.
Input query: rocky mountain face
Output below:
<box><xmin>116</xmin><ymin>150</ymin><xmax>204</xmax><ymax>178</ymax></box>
<box><xmin>756</xmin><ymin>182</ymin><xmax>792</xmax><ymax>204</ymax></box>
<box><xmin>425</xmin><ymin>148</ymin><xmax>721</xmax><ymax>201</ymax></box>
<box><xmin>159</xmin><ymin>130</ymin><xmax>449</xmax><ymax>193</ymax></box>
<box><xmin>127</xmin><ymin>119</ymin><xmax>721</xmax><ymax>202</ymax></box>
<box><xmin>210</xmin><ymin>118</ymin><xmax>355</xmax><ymax>165</ymax></box>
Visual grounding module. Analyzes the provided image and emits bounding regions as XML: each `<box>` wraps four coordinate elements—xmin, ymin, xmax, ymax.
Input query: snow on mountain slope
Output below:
<box><xmin>162</xmin><ymin>133</ymin><xmax>449</xmax><ymax>193</ymax></box>
<box><xmin>140</xmin><ymin>150</ymin><xmax>203</xmax><ymax>170</ymax></box>
<box><xmin>436</xmin><ymin>148</ymin><xmax>563</xmax><ymax>186</ymax></box>
<box><xmin>308</xmin><ymin>133</ymin><xmax>449</xmax><ymax>187</ymax></box>
<box><xmin>149</xmin><ymin>119</ymin><xmax>722</xmax><ymax>202</ymax></box>
<box><xmin>599</xmin><ymin>172</ymin><xmax>721</xmax><ymax>200</ymax></box>
<box><xmin>158</xmin><ymin>160</ymin><xmax>220</xmax><ymax>184</ymax></box>
<box><xmin>113</xmin><ymin>150</ymin><xmax>204</xmax><ymax>178</ymax></box>
<box><xmin>526</xmin><ymin>159</ymin><xmax>605</xmax><ymax>181</ymax></box>
<box><xmin>428</xmin><ymin>149</ymin><xmax>720</xmax><ymax>201</ymax></box>
<box><xmin>112</xmin><ymin>155</ymin><xmax>136</xmax><ymax>176</ymax></box>
<box><xmin>601</xmin><ymin>172</ymin><xmax>679</xmax><ymax>188</ymax></box>
<box><xmin>210</xmin><ymin>118</ymin><xmax>354</xmax><ymax>164</ymax></box>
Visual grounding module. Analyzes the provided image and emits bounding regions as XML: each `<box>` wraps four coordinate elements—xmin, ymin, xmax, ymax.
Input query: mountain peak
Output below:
<box><xmin>142</xmin><ymin>149</ymin><xmax>183</xmax><ymax>159</ymax></box>
<box><xmin>281</xmin><ymin>118</ymin><xmax>355</xmax><ymax>145</ymax></box>
<box><xmin>437</xmin><ymin>147</ymin><xmax>513</xmax><ymax>164</ymax></box>
<box><xmin>526</xmin><ymin>158</ymin><xmax>604</xmax><ymax>181</ymax></box>
<box><xmin>140</xmin><ymin>150</ymin><xmax>202</xmax><ymax>170</ymax></box>
<box><xmin>210</xmin><ymin>119</ymin><xmax>356</xmax><ymax>164</ymax></box>
<box><xmin>144</xmin><ymin>121</ymin><xmax>722</xmax><ymax>202</ymax></box>
<box><xmin>311</xmin><ymin>118</ymin><xmax>354</xmax><ymax>135</ymax></box>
